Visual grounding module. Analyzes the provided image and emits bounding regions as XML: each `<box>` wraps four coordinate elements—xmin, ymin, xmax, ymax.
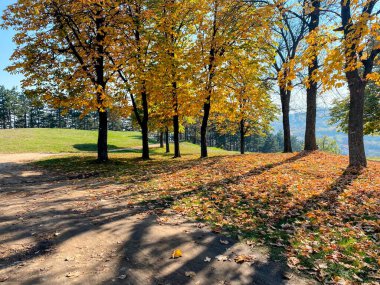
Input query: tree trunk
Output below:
<box><xmin>200</xmin><ymin>99</ymin><xmax>211</xmax><ymax>158</ymax></box>
<box><xmin>95</xmin><ymin>14</ymin><xmax>108</xmax><ymax>162</ymax></box>
<box><xmin>97</xmin><ymin>110</ymin><xmax>108</xmax><ymax>162</ymax></box>
<box><xmin>159</xmin><ymin>132</ymin><xmax>164</xmax><ymax>148</ymax></box>
<box><xmin>347</xmin><ymin>77</ymin><xmax>367</xmax><ymax>167</ymax></box>
<box><xmin>280</xmin><ymin>88</ymin><xmax>292</xmax><ymax>152</ymax></box>
<box><xmin>141</xmin><ymin>119</ymin><xmax>149</xmax><ymax>160</ymax></box>
<box><xmin>165</xmin><ymin>127</ymin><xmax>170</xmax><ymax>153</ymax></box>
<box><xmin>341</xmin><ymin>1</ymin><xmax>367</xmax><ymax>168</ymax></box>
<box><xmin>240</xmin><ymin>119</ymin><xmax>245</xmax><ymax>154</ymax></box>
<box><xmin>173</xmin><ymin>114</ymin><xmax>181</xmax><ymax>157</ymax></box>
<box><xmin>304</xmin><ymin>0</ymin><xmax>320</xmax><ymax>151</ymax></box>
<box><xmin>172</xmin><ymin>79</ymin><xmax>181</xmax><ymax>158</ymax></box>
<box><xmin>304</xmin><ymin>82</ymin><xmax>318</xmax><ymax>151</ymax></box>
<box><xmin>141</xmin><ymin>88</ymin><xmax>150</xmax><ymax>160</ymax></box>
<box><xmin>193</xmin><ymin>127</ymin><xmax>197</xmax><ymax>144</ymax></box>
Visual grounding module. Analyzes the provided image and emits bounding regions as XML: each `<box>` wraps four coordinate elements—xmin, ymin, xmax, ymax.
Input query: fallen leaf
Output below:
<box><xmin>185</xmin><ymin>271</ymin><xmax>196</xmax><ymax>278</ymax></box>
<box><xmin>212</xmin><ymin>226</ymin><xmax>222</xmax><ymax>233</ymax></box>
<box><xmin>288</xmin><ymin>256</ymin><xmax>300</xmax><ymax>268</ymax></box>
<box><xmin>234</xmin><ymin>255</ymin><xmax>255</xmax><ymax>264</ymax></box>
<box><xmin>215</xmin><ymin>255</ymin><xmax>229</xmax><ymax>261</ymax></box>
<box><xmin>171</xmin><ymin>249</ymin><xmax>182</xmax><ymax>259</ymax></box>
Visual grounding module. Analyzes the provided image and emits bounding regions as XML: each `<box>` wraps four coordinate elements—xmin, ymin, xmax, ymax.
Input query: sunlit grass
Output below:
<box><xmin>0</xmin><ymin>128</ymin><xmax>147</xmax><ymax>153</ymax></box>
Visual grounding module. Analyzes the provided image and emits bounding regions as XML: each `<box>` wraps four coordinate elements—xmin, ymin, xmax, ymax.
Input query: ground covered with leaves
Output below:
<box><xmin>37</xmin><ymin>150</ymin><xmax>379</xmax><ymax>284</ymax></box>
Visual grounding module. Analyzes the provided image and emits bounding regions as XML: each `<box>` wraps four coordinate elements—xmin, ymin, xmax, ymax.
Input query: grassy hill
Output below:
<box><xmin>0</xmin><ymin>128</ymin><xmax>234</xmax><ymax>156</ymax></box>
<box><xmin>0</xmin><ymin>128</ymin><xmax>145</xmax><ymax>153</ymax></box>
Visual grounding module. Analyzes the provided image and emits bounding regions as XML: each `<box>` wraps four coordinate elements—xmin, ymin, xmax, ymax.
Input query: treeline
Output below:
<box><xmin>2</xmin><ymin>0</ymin><xmax>379</xmax><ymax>167</ymax></box>
<box><xmin>185</xmin><ymin>128</ymin><xmax>303</xmax><ymax>153</ymax></box>
<box><xmin>0</xmin><ymin>86</ymin><xmax>130</xmax><ymax>130</ymax></box>
<box><xmin>1</xmin><ymin>84</ymin><xmax>302</xmax><ymax>153</ymax></box>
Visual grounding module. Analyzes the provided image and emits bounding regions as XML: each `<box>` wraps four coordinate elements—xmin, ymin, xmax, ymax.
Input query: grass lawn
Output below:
<box><xmin>35</xmin><ymin>146</ymin><xmax>380</xmax><ymax>284</ymax></box>
<box><xmin>0</xmin><ymin>128</ymin><xmax>148</xmax><ymax>153</ymax></box>
<box><xmin>369</xmin><ymin>157</ymin><xmax>380</xmax><ymax>161</ymax></box>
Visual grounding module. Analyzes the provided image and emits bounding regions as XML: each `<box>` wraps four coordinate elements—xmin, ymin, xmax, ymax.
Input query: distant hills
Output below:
<box><xmin>272</xmin><ymin>108</ymin><xmax>380</xmax><ymax>157</ymax></box>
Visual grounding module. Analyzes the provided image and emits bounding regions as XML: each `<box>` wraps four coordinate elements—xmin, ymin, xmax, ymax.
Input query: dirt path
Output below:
<box><xmin>0</xmin><ymin>154</ymin><xmax>317</xmax><ymax>285</ymax></box>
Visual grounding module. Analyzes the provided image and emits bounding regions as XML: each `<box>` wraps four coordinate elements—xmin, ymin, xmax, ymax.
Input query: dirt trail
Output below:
<box><xmin>0</xmin><ymin>154</ymin><xmax>317</xmax><ymax>285</ymax></box>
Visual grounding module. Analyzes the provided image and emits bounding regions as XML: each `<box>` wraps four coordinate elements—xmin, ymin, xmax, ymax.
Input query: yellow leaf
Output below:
<box><xmin>171</xmin><ymin>249</ymin><xmax>182</xmax><ymax>259</ymax></box>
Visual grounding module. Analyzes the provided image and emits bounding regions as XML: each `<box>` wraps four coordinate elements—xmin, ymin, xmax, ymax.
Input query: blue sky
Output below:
<box><xmin>0</xmin><ymin>0</ymin><xmax>22</xmax><ymax>89</ymax></box>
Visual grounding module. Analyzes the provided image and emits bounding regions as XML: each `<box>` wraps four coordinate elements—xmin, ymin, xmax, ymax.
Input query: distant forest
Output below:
<box><xmin>0</xmin><ymin>85</ymin><xmax>303</xmax><ymax>153</ymax></box>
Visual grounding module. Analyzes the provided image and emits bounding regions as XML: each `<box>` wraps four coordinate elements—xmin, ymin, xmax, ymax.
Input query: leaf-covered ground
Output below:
<box><xmin>36</xmin><ymin>150</ymin><xmax>380</xmax><ymax>284</ymax></box>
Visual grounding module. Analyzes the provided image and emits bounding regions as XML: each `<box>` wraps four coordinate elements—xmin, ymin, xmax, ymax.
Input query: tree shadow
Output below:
<box><xmin>276</xmin><ymin>166</ymin><xmax>363</xmax><ymax>222</ymax></box>
<box><xmin>2</xmin><ymin>151</ymin><xmax>368</xmax><ymax>284</ymax></box>
<box><xmin>73</xmin><ymin>144</ymin><xmax>120</xmax><ymax>151</ymax></box>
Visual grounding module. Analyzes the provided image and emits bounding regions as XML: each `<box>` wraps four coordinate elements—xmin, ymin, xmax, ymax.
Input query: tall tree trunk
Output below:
<box><xmin>347</xmin><ymin>76</ymin><xmax>367</xmax><ymax>167</ymax></box>
<box><xmin>141</xmin><ymin>118</ymin><xmax>149</xmax><ymax>160</ymax></box>
<box><xmin>141</xmin><ymin>88</ymin><xmax>149</xmax><ymax>160</ymax></box>
<box><xmin>159</xmin><ymin>132</ymin><xmax>164</xmax><ymax>148</ymax></box>
<box><xmin>173</xmin><ymin>114</ymin><xmax>181</xmax><ymax>157</ymax></box>
<box><xmin>97</xmin><ymin>109</ymin><xmax>108</xmax><ymax>162</ymax></box>
<box><xmin>304</xmin><ymin>84</ymin><xmax>318</xmax><ymax>151</ymax></box>
<box><xmin>200</xmin><ymin>23</ymin><xmax>217</xmax><ymax>158</ymax></box>
<box><xmin>172</xmin><ymin>80</ymin><xmax>181</xmax><ymax>158</ymax></box>
<box><xmin>304</xmin><ymin>0</ymin><xmax>320</xmax><ymax>151</ymax></box>
<box><xmin>165</xmin><ymin>127</ymin><xmax>170</xmax><ymax>153</ymax></box>
<box><xmin>341</xmin><ymin>1</ymin><xmax>368</xmax><ymax>168</ymax></box>
<box><xmin>95</xmin><ymin>14</ymin><xmax>108</xmax><ymax>162</ymax></box>
<box><xmin>280</xmin><ymin>88</ymin><xmax>292</xmax><ymax>152</ymax></box>
<box><xmin>200</xmin><ymin>99</ymin><xmax>211</xmax><ymax>158</ymax></box>
<box><xmin>240</xmin><ymin>119</ymin><xmax>245</xmax><ymax>154</ymax></box>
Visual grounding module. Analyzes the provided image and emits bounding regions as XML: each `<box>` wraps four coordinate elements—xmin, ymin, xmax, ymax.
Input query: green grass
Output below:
<box><xmin>369</xmin><ymin>157</ymin><xmax>380</xmax><ymax>161</ymax></box>
<box><xmin>0</xmin><ymin>128</ymin><xmax>148</xmax><ymax>153</ymax></box>
<box><xmin>35</xmin><ymin>141</ymin><xmax>235</xmax><ymax>175</ymax></box>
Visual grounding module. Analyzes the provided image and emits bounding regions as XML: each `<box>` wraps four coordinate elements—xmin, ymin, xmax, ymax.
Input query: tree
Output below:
<box><xmin>316</xmin><ymin>136</ymin><xmax>342</xmax><ymax>154</ymax></box>
<box><xmin>320</xmin><ymin>0</ymin><xmax>380</xmax><ymax>167</ymax></box>
<box><xmin>109</xmin><ymin>0</ymin><xmax>158</xmax><ymax>160</ymax></box>
<box><xmin>341</xmin><ymin>0</ymin><xmax>380</xmax><ymax>167</ymax></box>
<box><xmin>304</xmin><ymin>0</ymin><xmax>321</xmax><ymax>151</ymax></box>
<box><xmin>212</xmin><ymin>53</ymin><xmax>277</xmax><ymax>154</ymax></box>
<box><xmin>2</xmin><ymin>0</ymin><xmax>123</xmax><ymax>162</ymax></box>
<box><xmin>330</xmin><ymin>80</ymin><xmax>380</xmax><ymax>135</ymax></box>
<box><xmin>0</xmin><ymin>86</ymin><xmax>17</xmax><ymax>129</ymax></box>
<box><xmin>152</xmin><ymin>0</ymin><xmax>200</xmax><ymax>158</ymax></box>
<box><xmin>194</xmin><ymin>0</ymin><xmax>272</xmax><ymax>157</ymax></box>
<box><xmin>272</xmin><ymin>1</ymin><xmax>308</xmax><ymax>153</ymax></box>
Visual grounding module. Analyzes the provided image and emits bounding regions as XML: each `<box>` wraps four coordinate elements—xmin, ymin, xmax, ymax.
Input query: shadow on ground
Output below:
<box><xmin>1</xmin><ymin>150</ymin><xmax>375</xmax><ymax>284</ymax></box>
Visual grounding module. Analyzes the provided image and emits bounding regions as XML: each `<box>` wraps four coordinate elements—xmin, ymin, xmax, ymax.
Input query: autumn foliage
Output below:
<box><xmin>2</xmin><ymin>0</ymin><xmax>380</xmax><ymax>166</ymax></box>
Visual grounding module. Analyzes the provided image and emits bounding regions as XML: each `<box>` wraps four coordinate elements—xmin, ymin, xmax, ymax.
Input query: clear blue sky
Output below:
<box><xmin>0</xmin><ymin>0</ymin><xmax>23</xmax><ymax>89</ymax></box>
